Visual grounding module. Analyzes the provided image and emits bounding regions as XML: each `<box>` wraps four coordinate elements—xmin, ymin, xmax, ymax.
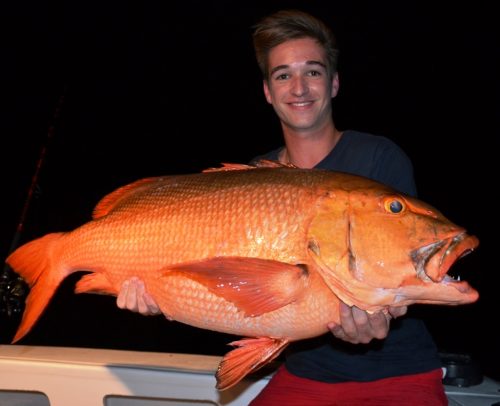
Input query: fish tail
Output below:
<box><xmin>6</xmin><ymin>232</ymin><xmax>68</xmax><ymax>343</ymax></box>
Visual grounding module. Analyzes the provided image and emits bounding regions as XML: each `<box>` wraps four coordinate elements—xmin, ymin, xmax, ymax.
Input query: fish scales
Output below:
<box><xmin>150</xmin><ymin>264</ymin><xmax>336</xmax><ymax>339</ymax></box>
<box><xmin>84</xmin><ymin>169</ymin><xmax>319</xmax><ymax>268</ymax></box>
<box><xmin>5</xmin><ymin>162</ymin><xmax>479</xmax><ymax>390</ymax></box>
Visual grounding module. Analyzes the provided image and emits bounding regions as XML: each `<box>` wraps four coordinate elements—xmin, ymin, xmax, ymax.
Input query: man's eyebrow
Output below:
<box><xmin>306</xmin><ymin>60</ymin><xmax>327</xmax><ymax>69</ymax></box>
<box><xmin>270</xmin><ymin>64</ymin><xmax>289</xmax><ymax>76</ymax></box>
<box><xmin>269</xmin><ymin>60</ymin><xmax>327</xmax><ymax>76</ymax></box>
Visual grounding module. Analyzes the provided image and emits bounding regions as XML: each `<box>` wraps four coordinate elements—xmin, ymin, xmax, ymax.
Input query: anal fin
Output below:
<box><xmin>75</xmin><ymin>272</ymin><xmax>116</xmax><ymax>295</ymax></box>
<box><xmin>216</xmin><ymin>337</ymin><xmax>289</xmax><ymax>390</ymax></box>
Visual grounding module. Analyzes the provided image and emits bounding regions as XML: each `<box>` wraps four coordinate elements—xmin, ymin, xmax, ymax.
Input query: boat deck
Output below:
<box><xmin>0</xmin><ymin>345</ymin><xmax>498</xmax><ymax>405</ymax></box>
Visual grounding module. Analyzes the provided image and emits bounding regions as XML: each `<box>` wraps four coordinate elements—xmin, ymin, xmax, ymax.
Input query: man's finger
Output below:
<box><xmin>388</xmin><ymin>306</ymin><xmax>407</xmax><ymax>319</ymax></box>
<box><xmin>116</xmin><ymin>280</ymin><xmax>129</xmax><ymax>309</ymax></box>
<box><xmin>144</xmin><ymin>293</ymin><xmax>161</xmax><ymax>315</ymax></box>
<box><xmin>125</xmin><ymin>278</ymin><xmax>141</xmax><ymax>311</ymax></box>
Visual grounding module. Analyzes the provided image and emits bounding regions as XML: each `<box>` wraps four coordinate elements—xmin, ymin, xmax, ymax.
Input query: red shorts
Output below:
<box><xmin>249</xmin><ymin>365</ymin><xmax>447</xmax><ymax>406</ymax></box>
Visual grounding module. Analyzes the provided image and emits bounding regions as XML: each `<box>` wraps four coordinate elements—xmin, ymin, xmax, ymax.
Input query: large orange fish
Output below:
<box><xmin>6</xmin><ymin>161</ymin><xmax>479</xmax><ymax>390</ymax></box>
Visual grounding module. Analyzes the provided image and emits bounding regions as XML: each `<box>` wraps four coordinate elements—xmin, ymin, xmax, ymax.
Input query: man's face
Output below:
<box><xmin>263</xmin><ymin>37</ymin><xmax>339</xmax><ymax>134</ymax></box>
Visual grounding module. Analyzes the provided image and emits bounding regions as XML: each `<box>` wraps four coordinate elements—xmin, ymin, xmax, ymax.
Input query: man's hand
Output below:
<box><xmin>116</xmin><ymin>277</ymin><xmax>161</xmax><ymax>316</ymax></box>
<box><xmin>327</xmin><ymin>303</ymin><xmax>407</xmax><ymax>344</ymax></box>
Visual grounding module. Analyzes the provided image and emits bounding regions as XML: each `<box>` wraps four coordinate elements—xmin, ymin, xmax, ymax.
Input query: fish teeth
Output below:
<box><xmin>443</xmin><ymin>274</ymin><xmax>460</xmax><ymax>283</ymax></box>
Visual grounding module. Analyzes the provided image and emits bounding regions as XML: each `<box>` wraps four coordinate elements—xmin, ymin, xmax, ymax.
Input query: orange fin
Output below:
<box><xmin>74</xmin><ymin>273</ymin><xmax>116</xmax><ymax>295</ymax></box>
<box><xmin>202</xmin><ymin>160</ymin><xmax>296</xmax><ymax>173</ymax></box>
<box><xmin>92</xmin><ymin>177</ymin><xmax>160</xmax><ymax>219</ymax></box>
<box><xmin>5</xmin><ymin>233</ymin><xmax>69</xmax><ymax>343</ymax></box>
<box><xmin>216</xmin><ymin>337</ymin><xmax>289</xmax><ymax>390</ymax></box>
<box><xmin>202</xmin><ymin>163</ymin><xmax>256</xmax><ymax>173</ymax></box>
<box><xmin>164</xmin><ymin>257</ymin><xmax>309</xmax><ymax>317</ymax></box>
<box><xmin>253</xmin><ymin>159</ymin><xmax>297</xmax><ymax>168</ymax></box>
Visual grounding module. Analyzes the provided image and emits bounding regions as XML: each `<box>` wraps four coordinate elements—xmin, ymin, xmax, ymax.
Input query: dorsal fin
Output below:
<box><xmin>254</xmin><ymin>159</ymin><xmax>297</xmax><ymax>168</ymax></box>
<box><xmin>92</xmin><ymin>177</ymin><xmax>159</xmax><ymax>219</ymax></box>
<box><xmin>202</xmin><ymin>159</ymin><xmax>296</xmax><ymax>173</ymax></box>
<box><xmin>202</xmin><ymin>163</ymin><xmax>255</xmax><ymax>173</ymax></box>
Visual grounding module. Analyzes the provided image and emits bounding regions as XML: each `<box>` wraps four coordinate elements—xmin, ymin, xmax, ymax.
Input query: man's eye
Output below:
<box><xmin>308</xmin><ymin>70</ymin><xmax>321</xmax><ymax>77</ymax></box>
<box><xmin>275</xmin><ymin>73</ymin><xmax>289</xmax><ymax>80</ymax></box>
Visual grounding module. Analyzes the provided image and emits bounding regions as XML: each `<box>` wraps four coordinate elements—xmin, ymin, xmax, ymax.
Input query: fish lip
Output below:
<box><xmin>412</xmin><ymin>233</ymin><xmax>479</xmax><ymax>283</ymax></box>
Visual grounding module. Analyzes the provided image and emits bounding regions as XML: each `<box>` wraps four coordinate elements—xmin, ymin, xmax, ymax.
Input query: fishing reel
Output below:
<box><xmin>0</xmin><ymin>265</ymin><xmax>28</xmax><ymax>317</ymax></box>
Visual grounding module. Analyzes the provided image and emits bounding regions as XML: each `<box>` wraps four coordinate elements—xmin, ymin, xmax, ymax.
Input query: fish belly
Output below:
<box><xmin>147</xmin><ymin>271</ymin><xmax>338</xmax><ymax>341</ymax></box>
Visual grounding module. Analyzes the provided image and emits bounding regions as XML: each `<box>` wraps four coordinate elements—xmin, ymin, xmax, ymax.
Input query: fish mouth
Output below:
<box><xmin>412</xmin><ymin>232</ymin><xmax>479</xmax><ymax>285</ymax></box>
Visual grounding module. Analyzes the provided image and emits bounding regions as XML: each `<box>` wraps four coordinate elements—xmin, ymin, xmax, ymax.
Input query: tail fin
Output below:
<box><xmin>6</xmin><ymin>232</ymin><xmax>67</xmax><ymax>342</ymax></box>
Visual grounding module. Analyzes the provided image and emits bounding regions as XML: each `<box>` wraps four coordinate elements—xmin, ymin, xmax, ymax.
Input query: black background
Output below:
<box><xmin>1</xmin><ymin>1</ymin><xmax>498</xmax><ymax>380</ymax></box>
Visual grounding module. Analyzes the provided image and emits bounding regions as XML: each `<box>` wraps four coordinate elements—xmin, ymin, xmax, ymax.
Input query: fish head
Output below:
<box><xmin>308</xmin><ymin>181</ymin><xmax>479</xmax><ymax>311</ymax></box>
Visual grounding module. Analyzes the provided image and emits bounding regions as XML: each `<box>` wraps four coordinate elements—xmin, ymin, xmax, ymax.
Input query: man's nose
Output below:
<box><xmin>291</xmin><ymin>77</ymin><xmax>308</xmax><ymax>96</ymax></box>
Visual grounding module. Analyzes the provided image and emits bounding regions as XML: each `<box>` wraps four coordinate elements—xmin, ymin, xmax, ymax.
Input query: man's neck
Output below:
<box><xmin>280</xmin><ymin>126</ymin><xmax>343</xmax><ymax>169</ymax></box>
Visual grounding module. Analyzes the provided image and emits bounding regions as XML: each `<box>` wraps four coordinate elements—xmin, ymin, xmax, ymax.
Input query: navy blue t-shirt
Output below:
<box><xmin>253</xmin><ymin>130</ymin><xmax>442</xmax><ymax>382</ymax></box>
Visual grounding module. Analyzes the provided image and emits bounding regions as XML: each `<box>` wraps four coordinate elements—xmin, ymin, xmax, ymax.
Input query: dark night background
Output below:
<box><xmin>1</xmin><ymin>1</ymin><xmax>498</xmax><ymax>380</ymax></box>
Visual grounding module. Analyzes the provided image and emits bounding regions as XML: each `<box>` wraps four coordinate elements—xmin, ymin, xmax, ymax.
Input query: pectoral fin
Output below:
<box><xmin>216</xmin><ymin>337</ymin><xmax>289</xmax><ymax>390</ymax></box>
<box><xmin>163</xmin><ymin>257</ymin><xmax>309</xmax><ymax>317</ymax></box>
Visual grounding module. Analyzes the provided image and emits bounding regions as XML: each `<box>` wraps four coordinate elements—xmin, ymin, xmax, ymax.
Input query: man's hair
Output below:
<box><xmin>252</xmin><ymin>9</ymin><xmax>339</xmax><ymax>80</ymax></box>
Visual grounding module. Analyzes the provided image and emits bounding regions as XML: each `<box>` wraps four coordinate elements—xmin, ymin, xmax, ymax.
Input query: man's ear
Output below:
<box><xmin>263</xmin><ymin>80</ymin><xmax>273</xmax><ymax>104</ymax></box>
<box><xmin>331</xmin><ymin>72</ymin><xmax>340</xmax><ymax>98</ymax></box>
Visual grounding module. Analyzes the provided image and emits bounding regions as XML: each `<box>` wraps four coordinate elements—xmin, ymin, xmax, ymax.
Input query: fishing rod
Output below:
<box><xmin>0</xmin><ymin>86</ymin><xmax>67</xmax><ymax>318</ymax></box>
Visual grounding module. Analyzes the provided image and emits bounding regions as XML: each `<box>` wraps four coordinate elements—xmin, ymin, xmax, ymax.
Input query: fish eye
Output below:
<box><xmin>384</xmin><ymin>197</ymin><xmax>405</xmax><ymax>214</ymax></box>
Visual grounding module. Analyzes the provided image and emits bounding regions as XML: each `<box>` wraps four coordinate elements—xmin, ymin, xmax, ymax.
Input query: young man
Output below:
<box><xmin>117</xmin><ymin>10</ymin><xmax>447</xmax><ymax>405</ymax></box>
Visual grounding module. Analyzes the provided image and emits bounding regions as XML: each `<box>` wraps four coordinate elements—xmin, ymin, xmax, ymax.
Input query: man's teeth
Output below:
<box><xmin>292</xmin><ymin>102</ymin><xmax>311</xmax><ymax>106</ymax></box>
